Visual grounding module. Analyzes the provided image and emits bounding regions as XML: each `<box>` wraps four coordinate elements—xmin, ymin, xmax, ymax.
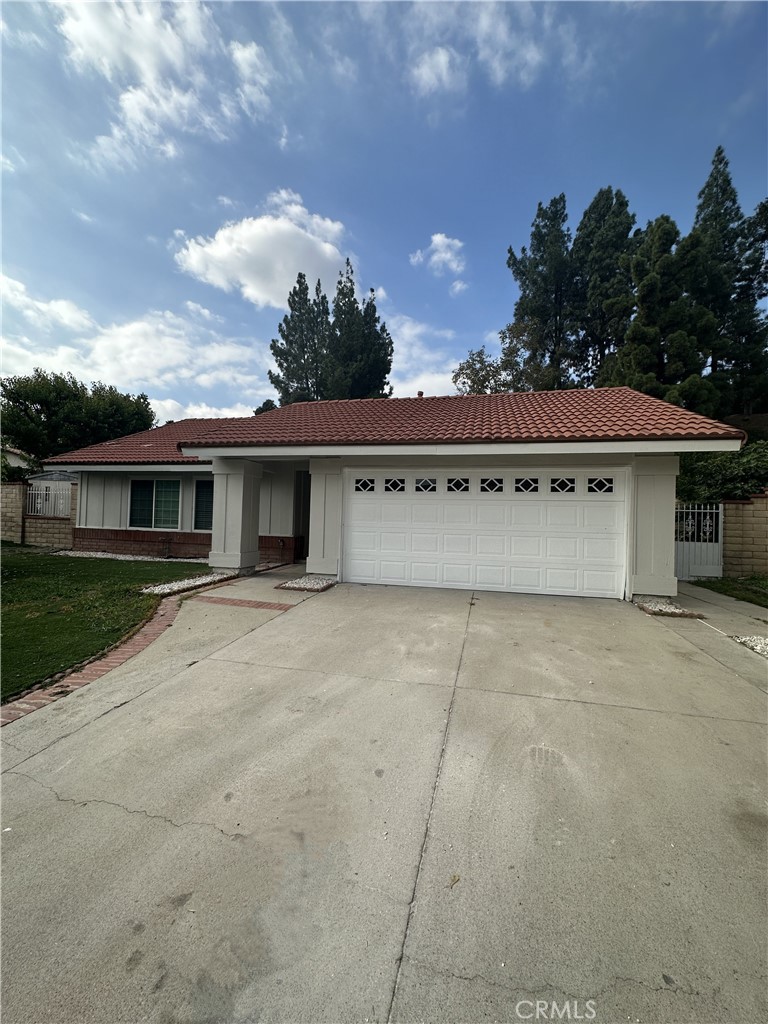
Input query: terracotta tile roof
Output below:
<box><xmin>47</xmin><ymin>388</ymin><xmax>744</xmax><ymax>465</ymax></box>
<box><xmin>46</xmin><ymin>419</ymin><xmax>217</xmax><ymax>465</ymax></box>
<box><xmin>184</xmin><ymin>387</ymin><xmax>745</xmax><ymax>447</ymax></box>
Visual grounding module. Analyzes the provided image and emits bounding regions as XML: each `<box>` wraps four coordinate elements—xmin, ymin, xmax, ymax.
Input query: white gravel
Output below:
<box><xmin>52</xmin><ymin>550</ymin><xmax>209</xmax><ymax>563</ymax></box>
<box><xmin>277</xmin><ymin>574</ymin><xmax>337</xmax><ymax>592</ymax></box>
<box><xmin>633</xmin><ymin>595</ymin><xmax>701</xmax><ymax>618</ymax></box>
<box><xmin>141</xmin><ymin>571</ymin><xmax>238</xmax><ymax>595</ymax></box>
<box><xmin>731</xmin><ymin>635</ymin><xmax>768</xmax><ymax>659</ymax></box>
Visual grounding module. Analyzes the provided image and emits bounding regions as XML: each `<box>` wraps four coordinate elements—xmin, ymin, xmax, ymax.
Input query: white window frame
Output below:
<box><xmin>128</xmin><ymin>478</ymin><xmax>182</xmax><ymax>531</ymax></box>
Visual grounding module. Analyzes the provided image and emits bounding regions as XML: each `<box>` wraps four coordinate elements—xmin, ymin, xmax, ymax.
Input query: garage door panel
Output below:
<box><xmin>477</xmin><ymin>535</ymin><xmax>506</xmax><ymax>556</ymax></box>
<box><xmin>511</xmin><ymin>505</ymin><xmax>543</xmax><ymax>526</ymax></box>
<box><xmin>547</xmin><ymin>505</ymin><xmax>579</xmax><ymax>527</ymax></box>
<box><xmin>510</xmin><ymin>536</ymin><xmax>542</xmax><ymax>557</ymax></box>
<box><xmin>546</xmin><ymin>568</ymin><xmax>580</xmax><ymax>592</ymax></box>
<box><xmin>584</xmin><ymin>504</ymin><xmax>620</xmax><ymax>528</ymax></box>
<box><xmin>412</xmin><ymin>562</ymin><xmax>439</xmax><ymax>583</ymax></box>
<box><xmin>380</xmin><ymin>532</ymin><xmax>407</xmax><ymax>553</ymax></box>
<box><xmin>444</xmin><ymin>563</ymin><xmax>473</xmax><ymax>585</ymax></box>
<box><xmin>380</xmin><ymin>560</ymin><xmax>408</xmax><ymax>582</ymax></box>
<box><xmin>412</xmin><ymin>533</ymin><xmax>440</xmax><ymax>554</ymax></box>
<box><xmin>584</xmin><ymin>537</ymin><xmax>620</xmax><ymax>561</ymax></box>
<box><xmin>546</xmin><ymin>536</ymin><xmax>579</xmax><ymax>559</ymax></box>
<box><xmin>445</xmin><ymin>534</ymin><xmax>472</xmax><ymax>555</ymax></box>
<box><xmin>343</xmin><ymin>470</ymin><xmax>626</xmax><ymax>598</ymax></box>
<box><xmin>476</xmin><ymin>504</ymin><xmax>507</xmax><ymax>526</ymax></box>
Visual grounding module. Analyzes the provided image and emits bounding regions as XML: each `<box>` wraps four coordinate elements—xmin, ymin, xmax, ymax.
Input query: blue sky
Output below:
<box><xmin>2</xmin><ymin>1</ymin><xmax>766</xmax><ymax>423</ymax></box>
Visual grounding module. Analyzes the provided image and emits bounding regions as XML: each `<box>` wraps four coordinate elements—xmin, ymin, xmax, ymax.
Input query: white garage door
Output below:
<box><xmin>342</xmin><ymin>469</ymin><xmax>627</xmax><ymax>599</ymax></box>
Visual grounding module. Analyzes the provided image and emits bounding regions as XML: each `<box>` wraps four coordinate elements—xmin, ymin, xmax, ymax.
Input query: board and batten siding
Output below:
<box><xmin>78</xmin><ymin>465</ymin><xmax>296</xmax><ymax>537</ymax></box>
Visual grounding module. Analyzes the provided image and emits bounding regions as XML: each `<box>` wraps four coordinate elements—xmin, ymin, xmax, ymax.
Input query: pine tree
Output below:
<box><xmin>680</xmin><ymin>146</ymin><xmax>768</xmax><ymax>415</ymax></box>
<box><xmin>268</xmin><ymin>273</ymin><xmax>329</xmax><ymax>404</ymax></box>
<box><xmin>569</xmin><ymin>187</ymin><xmax>636</xmax><ymax>386</ymax></box>
<box><xmin>506</xmin><ymin>194</ymin><xmax>574</xmax><ymax>390</ymax></box>
<box><xmin>602</xmin><ymin>215</ymin><xmax>720</xmax><ymax>414</ymax></box>
<box><xmin>325</xmin><ymin>260</ymin><xmax>393</xmax><ymax>399</ymax></box>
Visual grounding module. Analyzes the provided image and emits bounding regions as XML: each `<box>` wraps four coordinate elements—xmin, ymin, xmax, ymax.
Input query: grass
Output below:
<box><xmin>1</xmin><ymin>545</ymin><xmax>211</xmax><ymax>702</ymax></box>
<box><xmin>690</xmin><ymin>573</ymin><xmax>768</xmax><ymax>608</ymax></box>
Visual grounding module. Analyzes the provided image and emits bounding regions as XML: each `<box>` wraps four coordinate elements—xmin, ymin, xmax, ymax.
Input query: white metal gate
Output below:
<box><xmin>675</xmin><ymin>503</ymin><xmax>723</xmax><ymax>580</ymax></box>
<box><xmin>26</xmin><ymin>483</ymin><xmax>71</xmax><ymax>518</ymax></box>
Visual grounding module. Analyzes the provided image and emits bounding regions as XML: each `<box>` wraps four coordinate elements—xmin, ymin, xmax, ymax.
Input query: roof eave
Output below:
<box><xmin>181</xmin><ymin>437</ymin><xmax>743</xmax><ymax>459</ymax></box>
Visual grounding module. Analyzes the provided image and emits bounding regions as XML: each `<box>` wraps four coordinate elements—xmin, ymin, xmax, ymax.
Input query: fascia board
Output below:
<box><xmin>181</xmin><ymin>438</ymin><xmax>742</xmax><ymax>459</ymax></box>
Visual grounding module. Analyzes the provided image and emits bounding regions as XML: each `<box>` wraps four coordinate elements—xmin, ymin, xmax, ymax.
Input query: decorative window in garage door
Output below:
<box><xmin>587</xmin><ymin>477</ymin><xmax>614</xmax><ymax>493</ymax></box>
<box><xmin>550</xmin><ymin>477</ymin><xmax>576</xmax><ymax>494</ymax></box>
<box><xmin>480</xmin><ymin>477</ymin><xmax>504</xmax><ymax>493</ymax></box>
<box><xmin>384</xmin><ymin>478</ymin><xmax>406</xmax><ymax>492</ymax></box>
<box><xmin>354</xmin><ymin>478</ymin><xmax>375</xmax><ymax>492</ymax></box>
<box><xmin>415</xmin><ymin>478</ymin><xmax>437</xmax><ymax>493</ymax></box>
<box><xmin>447</xmin><ymin>477</ymin><xmax>470</xmax><ymax>493</ymax></box>
<box><xmin>515</xmin><ymin>477</ymin><xmax>539</xmax><ymax>493</ymax></box>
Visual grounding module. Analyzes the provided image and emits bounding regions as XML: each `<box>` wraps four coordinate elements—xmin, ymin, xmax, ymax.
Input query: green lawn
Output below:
<box><xmin>690</xmin><ymin>573</ymin><xmax>768</xmax><ymax>608</ymax></box>
<box><xmin>2</xmin><ymin>546</ymin><xmax>210</xmax><ymax>702</ymax></box>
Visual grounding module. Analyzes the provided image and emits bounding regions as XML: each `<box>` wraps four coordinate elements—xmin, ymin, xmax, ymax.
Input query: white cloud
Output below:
<box><xmin>217</xmin><ymin>195</ymin><xmax>235</xmax><ymax>208</ymax></box>
<box><xmin>449</xmin><ymin>279</ymin><xmax>468</xmax><ymax>297</ymax></box>
<box><xmin>0</xmin><ymin>16</ymin><xmax>45</xmax><ymax>50</ymax></box>
<box><xmin>184</xmin><ymin>300</ymin><xmax>223</xmax><ymax>323</ymax></box>
<box><xmin>148</xmin><ymin>398</ymin><xmax>257</xmax><ymax>424</ymax></box>
<box><xmin>175</xmin><ymin>189</ymin><xmax>346</xmax><ymax>309</ymax></box>
<box><xmin>2</xmin><ymin>277</ymin><xmax>274</xmax><ymax>409</ymax></box>
<box><xmin>230</xmin><ymin>40</ymin><xmax>274</xmax><ymax>119</ymax></box>
<box><xmin>410</xmin><ymin>46</ymin><xmax>467</xmax><ymax>96</ymax></box>
<box><xmin>1</xmin><ymin>275</ymin><xmax>94</xmax><ymax>332</ymax></box>
<box><xmin>388</xmin><ymin>314</ymin><xmax>456</xmax><ymax>397</ymax></box>
<box><xmin>1</xmin><ymin>154</ymin><xmax>16</xmax><ymax>174</ymax></box>
<box><xmin>409</xmin><ymin>233</ymin><xmax>466</xmax><ymax>277</ymax></box>
<box><xmin>374</xmin><ymin>286</ymin><xmax>388</xmax><ymax>301</ymax></box>
<box><xmin>74</xmin><ymin>210</ymin><xmax>94</xmax><ymax>224</ymax></box>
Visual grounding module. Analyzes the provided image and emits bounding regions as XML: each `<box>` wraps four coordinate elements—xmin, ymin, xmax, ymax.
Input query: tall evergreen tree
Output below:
<box><xmin>506</xmin><ymin>194</ymin><xmax>574</xmax><ymax>390</ymax></box>
<box><xmin>679</xmin><ymin>146</ymin><xmax>768</xmax><ymax>415</ymax></box>
<box><xmin>569</xmin><ymin>187</ymin><xmax>636</xmax><ymax>386</ymax></box>
<box><xmin>602</xmin><ymin>215</ymin><xmax>720</xmax><ymax>414</ymax></box>
<box><xmin>325</xmin><ymin>260</ymin><xmax>393</xmax><ymax>399</ymax></box>
<box><xmin>268</xmin><ymin>273</ymin><xmax>329</xmax><ymax>404</ymax></box>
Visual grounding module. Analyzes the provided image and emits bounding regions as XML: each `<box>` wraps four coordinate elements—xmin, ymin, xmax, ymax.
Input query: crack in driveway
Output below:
<box><xmin>5</xmin><ymin>770</ymin><xmax>244</xmax><ymax>841</ymax></box>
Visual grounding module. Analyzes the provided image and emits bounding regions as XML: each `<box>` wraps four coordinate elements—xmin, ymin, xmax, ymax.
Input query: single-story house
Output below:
<box><xmin>46</xmin><ymin>387</ymin><xmax>744</xmax><ymax>600</ymax></box>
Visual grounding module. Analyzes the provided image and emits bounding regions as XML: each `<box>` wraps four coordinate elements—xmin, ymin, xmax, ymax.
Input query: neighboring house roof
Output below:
<box><xmin>46</xmin><ymin>388</ymin><xmax>745</xmax><ymax>466</ymax></box>
<box><xmin>46</xmin><ymin>419</ymin><xmax>218</xmax><ymax>465</ymax></box>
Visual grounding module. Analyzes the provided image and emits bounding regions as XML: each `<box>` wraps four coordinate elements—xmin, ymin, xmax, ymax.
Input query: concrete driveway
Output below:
<box><xmin>2</xmin><ymin>570</ymin><xmax>766</xmax><ymax>1024</ymax></box>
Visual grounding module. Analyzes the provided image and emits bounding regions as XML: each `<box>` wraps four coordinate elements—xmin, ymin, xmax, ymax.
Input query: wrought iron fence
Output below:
<box><xmin>674</xmin><ymin>502</ymin><xmax>723</xmax><ymax>579</ymax></box>
<box><xmin>25</xmin><ymin>483</ymin><xmax>71</xmax><ymax>518</ymax></box>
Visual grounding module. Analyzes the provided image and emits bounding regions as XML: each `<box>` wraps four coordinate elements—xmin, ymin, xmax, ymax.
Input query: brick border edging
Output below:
<box><xmin>0</xmin><ymin>560</ymin><xmax>294</xmax><ymax>727</ymax></box>
<box><xmin>1</xmin><ymin>597</ymin><xmax>183</xmax><ymax>727</ymax></box>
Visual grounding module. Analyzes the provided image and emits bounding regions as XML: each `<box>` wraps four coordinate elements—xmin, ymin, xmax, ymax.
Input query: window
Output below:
<box><xmin>415</xmin><ymin>478</ymin><xmax>437</xmax><ymax>493</ymax></box>
<box><xmin>515</xmin><ymin>477</ymin><xmax>539</xmax><ymax>493</ymax></box>
<box><xmin>355</xmin><ymin>478</ymin><xmax>375</xmax><ymax>493</ymax></box>
<box><xmin>129</xmin><ymin>480</ymin><xmax>180</xmax><ymax>529</ymax></box>
<box><xmin>480</xmin><ymin>477</ymin><xmax>504</xmax><ymax>493</ymax></box>
<box><xmin>447</xmin><ymin>477</ymin><xmax>470</xmax><ymax>493</ymax></box>
<box><xmin>587</xmin><ymin>477</ymin><xmax>614</xmax><ymax>494</ymax></box>
<box><xmin>550</xmin><ymin>477</ymin><xmax>576</xmax><ymax>494</ymax></box>
<box><xmin>194</xmin><ymin>479</ymin><xmax>214</xmax><ymax>531</ymax></box>
<box><xmin>384</xmin><ymin>478</ymin><xmax>406</xmax><ymax>492</ymax></box>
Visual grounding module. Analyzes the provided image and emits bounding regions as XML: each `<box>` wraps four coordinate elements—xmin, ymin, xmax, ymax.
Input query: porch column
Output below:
<box><xmin>208</xmin><ymin>459</ymin><xmax>262</xmax><ymax>571</ymax></box>
<box><xmin>306</xmin><ymin>458</ymin><xmax>342</xmax><ymax>575</ymax></box>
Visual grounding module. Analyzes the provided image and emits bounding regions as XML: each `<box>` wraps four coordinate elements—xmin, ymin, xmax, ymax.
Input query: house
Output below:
<box><xmin>46</xmin><ymin>387</ymin><xmax>744</xmax><ymax>600</ymax></box>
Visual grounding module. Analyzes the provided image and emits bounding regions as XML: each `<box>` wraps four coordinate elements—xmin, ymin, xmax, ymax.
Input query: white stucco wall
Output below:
<box><xmin>259</xmin><ymin>463</ymin><xmax>296</xmax><ymax>535</ymax></box>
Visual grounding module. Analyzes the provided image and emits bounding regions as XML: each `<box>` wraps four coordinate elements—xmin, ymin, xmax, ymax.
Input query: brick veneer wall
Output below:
<box><xmin>74</xmin><ymin>527</ymin><xmax>212</xmax><ymax>559</ymax></box>
<box><xmin>1</xmin><ymin>482</ymin><xmax>27</xmax><ymax>543</ymax></box>
<box><xmin>72</xmin><ymin>528</ymin><xmax>301</xmax><ymax>562</ymax></box>
<box><xmin>722</xmin><ymin>491</ymin><xmax>768</xmax><ymax>577</ymax></box>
